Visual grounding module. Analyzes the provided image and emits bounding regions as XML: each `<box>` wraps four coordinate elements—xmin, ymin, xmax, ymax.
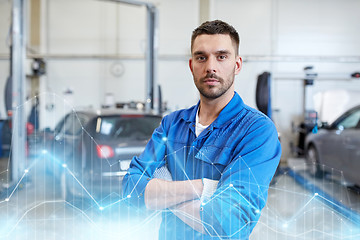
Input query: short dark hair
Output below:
<box><xmin>191</xmin><ymin>20</ymin><xmax>240</xmax><ymax>55</ymax></box>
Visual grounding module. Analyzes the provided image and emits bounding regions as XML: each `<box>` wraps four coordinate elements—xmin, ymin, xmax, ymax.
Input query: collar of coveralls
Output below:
<box><xmin>180</xmin><ymin>91</ymin><xmax>245</xmax><ymax>129</ymax></box>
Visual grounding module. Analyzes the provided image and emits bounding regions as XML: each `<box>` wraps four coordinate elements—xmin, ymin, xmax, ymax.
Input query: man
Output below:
<box><xmin>122</xmin><ymin>20</ymin><xmax>281</xmax><ymax>239</ymax></box>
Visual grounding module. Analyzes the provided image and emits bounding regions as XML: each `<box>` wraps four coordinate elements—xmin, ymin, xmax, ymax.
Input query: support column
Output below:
<box><xmin>11</xmin><ymin>0</ymin><xmax>27</xmax><ymax>182</ymax></box>
<box><xmin>30</xmin><ymin>0</ymin><xmax>41</xmax><ymax>52</ymax></box>
<box><xmin>29</xmin><ymin>0</ymin><xmax>41</xmax><ymax>118</ymax></box>
<box><xmin>199</xmin><ymin>0</ymin><xmax>212</xmax><ymax>24</ymax></box>
<box><xmin>145</xmin><ymin>4</ymin><xmax>158</xmax><ymax>113</ymax></box>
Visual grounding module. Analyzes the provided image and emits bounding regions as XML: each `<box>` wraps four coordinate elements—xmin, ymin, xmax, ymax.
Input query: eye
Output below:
<box><xmin>196</xmin><ymin>56</ymin><xmax>206</xmax><ymax>62</ymax></box>
<box><xmin>218</xmin><ymin>55</ymin><xmax>227</xmax><ymax>60</ymax></box>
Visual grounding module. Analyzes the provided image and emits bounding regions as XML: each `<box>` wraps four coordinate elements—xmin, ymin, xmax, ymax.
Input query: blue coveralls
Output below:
<box><xmin>122</xmin><ymin>92</ymin><xmax>281</xmax><ymax>239</ymax></box>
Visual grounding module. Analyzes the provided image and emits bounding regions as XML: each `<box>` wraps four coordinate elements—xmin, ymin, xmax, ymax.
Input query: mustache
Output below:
<box><xmin>201</xmin><ymin>73</ymin><xmax>221</xmax><ymax>81</ymax></box>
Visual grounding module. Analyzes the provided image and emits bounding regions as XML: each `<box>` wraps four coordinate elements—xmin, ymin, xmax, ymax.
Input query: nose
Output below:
<box><xmin>205</xmin><ymin>56</ymin><xmax>217</xmax><ymax>74</ymax></box>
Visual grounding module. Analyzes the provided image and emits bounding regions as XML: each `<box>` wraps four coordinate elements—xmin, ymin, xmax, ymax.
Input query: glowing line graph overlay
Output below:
<box><xmin>255</xmin><ymin>169</ymin><xmax>360</xmax><ymax>239</ymax></box>
<box><xmin>0</xmin><ymin>153</ymin><xmax>162</xmax><ymax>239</ymax></box>
<box><xmin>0</xmin><ymin>92</ymin><xmax>149</xmax><ymax>206</ymax></box>
<box><xmin>256</xmin><ymin>193</ymin><xmax>360</xmax><ymax>239</ymax></box>
<box><xmin>1</xmin><ymin>144</ymin><xmax>360</xmax><ymax>239</ymax></box>
<box><xmin>0</xmin><ymin>198</ymin><xmax>163</xmax><ymax>239</ymax></box>
<box><xmin>124</xmin><ymin>145</ymin><xmax>360</xmax><ymax>239</ymax></box>
<box><xmin>0</xmin><ymin>93</ymin><xmax>359</xmax><ymax>238</ymax></box>
<box><xmin>287</xmin><ymin>167</ymin><xmax>360</xmax><ymax>225</ymax></box>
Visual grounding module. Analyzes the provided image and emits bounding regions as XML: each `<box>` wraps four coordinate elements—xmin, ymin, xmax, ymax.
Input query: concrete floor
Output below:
<box><xmin>0</xmin><ymin>157</ymin><xmax>360</xmax><ymax>240</ymax></box>
<box><xmin>252</xmin><ymin>161</ymin><xmax>360</xmax><ymax>240</ymax></box>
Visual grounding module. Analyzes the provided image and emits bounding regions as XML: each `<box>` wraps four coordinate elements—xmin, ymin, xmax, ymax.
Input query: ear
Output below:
<box><xmin>189</xmin><ymin>58</ymin><xmax>193</xmax><ymax>73</ymax></box>
<box><xmin>234</xmin><ymin>56</ymin><xmax>242</xmax><ymax>75</ymax></box>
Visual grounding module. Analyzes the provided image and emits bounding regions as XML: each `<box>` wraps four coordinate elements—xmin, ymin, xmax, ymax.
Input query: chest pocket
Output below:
<box><xmin>195</xmin><ymin>146</ymin><xmax>232</xmax><ymax>180</ymax></box>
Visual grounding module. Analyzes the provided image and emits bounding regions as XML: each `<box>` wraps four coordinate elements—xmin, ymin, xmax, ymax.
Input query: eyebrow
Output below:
<box><xmin>216</xmin><ymin>50</ymin><xmax>231</xmax><ymax>55</ymax></box>
<box><xmin>193</xmin><ymin>50</ymin><xmax>231</xmax><ymax>56</ymax></box>
<box><xmin>193</xmin><ymin>51</ymin><xmax>205</xmax><ymax>56</ymax></box>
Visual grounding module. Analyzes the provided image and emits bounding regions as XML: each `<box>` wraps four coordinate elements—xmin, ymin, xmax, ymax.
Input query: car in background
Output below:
<box><xmin>41</xmin><ymin>109</ymin><xmax>162</xmax><ymax>204</ymax></box>
<box><xmin>0</xmin><ymin>119</ymin><xmax>34</xmax><ymax>158</ymax></box>
<box><xmin>305</xmin><ymin>105</ymin><xmax>360</xmax><ymax>186</ymax></box>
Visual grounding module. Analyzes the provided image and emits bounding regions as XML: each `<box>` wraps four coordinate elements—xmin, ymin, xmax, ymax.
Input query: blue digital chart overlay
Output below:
<box><xmin>0</xmin><ymin>93</ymin><xmax>359</xmax><ymax>239</ymax></box>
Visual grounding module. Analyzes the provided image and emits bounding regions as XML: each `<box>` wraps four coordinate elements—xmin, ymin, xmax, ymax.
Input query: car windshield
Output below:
<box><xmin>336</xmin><ymin>108</ymin><xmax>360</xmax><ymax>129</ymax></box>
<box><xmin>95</xmin><ymin>115</ymin><xmax>161</xmax><ymax>140</ymax></box>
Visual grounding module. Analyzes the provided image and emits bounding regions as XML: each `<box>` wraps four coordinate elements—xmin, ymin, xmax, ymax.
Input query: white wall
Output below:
<box><xmin>1</xmin><ymin>0</ymin><xmax>360</xmax><ymax>159</ymax></box>
<box><xmin>212</xmin><ymin>0</ymin><xmax>360</xmax><ymax>158</ymax></box>
<box><xmin>41</xmin><ymin>0</ymin><xmax>200</xmax><ymax>117</ymax></box>
<box><xmin>0</xmin><ymin>0</ymin><xmax>11</xmax><ymax>54</ymax></box>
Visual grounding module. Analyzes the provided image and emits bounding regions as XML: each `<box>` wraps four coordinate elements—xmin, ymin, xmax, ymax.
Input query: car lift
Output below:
<box><xmin>4</xmin><ymin>0</ymin><xmax>27</xmax><ymax>185</ymax></box>
<box><xmin>100</xmin><ymin>0</ymin><xmax>160</xmax><ymax>114</ymax></box>
<box><xmin>3</xmin><ymin>0</ymin><xmax>161</xmax><ymax>190</ymax></box>
<box><xmin>264</xmin><ymin>67</ymin><xmax>360</xmax><ymax>156</ymax></box>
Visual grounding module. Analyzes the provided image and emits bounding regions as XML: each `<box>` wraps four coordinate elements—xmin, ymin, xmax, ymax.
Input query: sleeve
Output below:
<box><xmin>200</xmin><ymin>117</ymin><xmax>281</xmax><ymax>239</ymax></box>
<box><xmin>122</xmin><ymin>116</ymin><xmax>169</xmax><ymax>208</ymax></box>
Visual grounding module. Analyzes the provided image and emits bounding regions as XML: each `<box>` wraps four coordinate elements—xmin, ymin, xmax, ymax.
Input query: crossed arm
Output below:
<box><xmin>144</xmin><ymin>178</ymin><xmax>203</xmax><ymax>210</ymax></box>
<box><xmin>144</xmin><ymin>178</ymin><xmax>205</xmax><ymax>233</ymax></box>
<box><xmin>123</xmin><ymin>116</ymin><xmax>282</xmax><ymax>237</ymax></box>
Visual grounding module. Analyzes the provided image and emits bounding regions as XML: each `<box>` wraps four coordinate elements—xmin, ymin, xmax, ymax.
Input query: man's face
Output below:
<box><xmin>189</xmin><ymin>34</ymin><xmax>242</xmax><ymax>100</ymax></box>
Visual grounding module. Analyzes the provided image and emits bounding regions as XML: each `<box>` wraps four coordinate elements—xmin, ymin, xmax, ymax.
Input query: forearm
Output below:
<box><xmin>144</xmin><ymin>178</ymin><xmax>203</xmax><ymax>210</ymax></box>
<box><xmin>170</xmin><ymin>200</ymin><xmax>205</xmax><ymax>234</ymax></box>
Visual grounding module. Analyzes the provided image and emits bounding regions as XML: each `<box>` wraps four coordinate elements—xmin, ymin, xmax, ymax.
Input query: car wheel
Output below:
<box><xmin>306</xmin><ymin>145</ymin><xmax>325</xmax><ymax>178</ymax></box>
<box><xmin>61</xmin><ymin>164</ymin><xmax>93</xmax><ymax>210</ymax></box>
<box><xmin>61</xmin><ymin>169</ymin><xmax>90</xmax><ymax>209</ymax></box>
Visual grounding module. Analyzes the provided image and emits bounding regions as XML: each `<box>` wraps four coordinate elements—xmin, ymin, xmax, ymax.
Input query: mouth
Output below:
<box><xmin>199</xmin><ymin>73</ymin><xmax>223</xmax><ymax>86</ymax></box>
<box><xmin>203</xmin><ymin>78</ymin><xmax>220</xmax><ymax>86</ymax></box>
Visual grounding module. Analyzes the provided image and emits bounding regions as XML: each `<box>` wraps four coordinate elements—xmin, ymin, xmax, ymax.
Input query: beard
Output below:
<box><xmin>195</xmin><ymin>73</ymin><xmax>234</xmax><ymax>99</ymax></box>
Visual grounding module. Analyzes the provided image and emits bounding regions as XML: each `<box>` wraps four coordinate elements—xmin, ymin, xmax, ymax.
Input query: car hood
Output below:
<box><xmin>305</xmin><ymin>128</ymin><xmax>330</xmax><ymax>145</ymax></box>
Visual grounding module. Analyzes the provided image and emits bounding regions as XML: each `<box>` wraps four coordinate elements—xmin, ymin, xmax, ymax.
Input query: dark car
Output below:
<box><xmin>40</xmin><ymin>109</ymin><xmax>162</xmax><ymax>204</ymax></box>
<box><xmin>305</xmin><ymin>105</ymin><xmax>360</xmax><ymax>186</ymax></box>
<box><xmin>1</xmin><ymin>119</ymin><xmax>35</xmax><ymax>158</ymax></box>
